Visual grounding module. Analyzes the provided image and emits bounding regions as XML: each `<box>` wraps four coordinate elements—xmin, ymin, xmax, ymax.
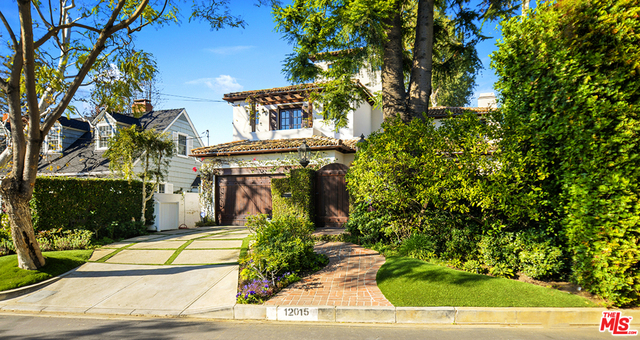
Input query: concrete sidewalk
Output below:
<box><xmin>0</xmin><ymin>226</ymin><xmax>246</xmax><ymax>317</ymax></box>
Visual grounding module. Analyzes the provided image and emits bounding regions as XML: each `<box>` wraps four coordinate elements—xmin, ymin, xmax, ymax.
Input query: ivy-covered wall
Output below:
<box><xmin>30</xmin><ymin>177</ymin><xmax>154</xmax><ymax>237</ymax></box>
<box><xmin>271</xmin><ymin>168</ymin><xmax>315</xmax><ymax>225</ymax></box>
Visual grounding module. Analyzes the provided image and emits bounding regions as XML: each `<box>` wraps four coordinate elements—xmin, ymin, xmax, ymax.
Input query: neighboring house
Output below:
<box><xmin>190</xmin><ymin>56</ymin><xmax>496</xmax><ymax>226</ymax></box>
<box><xmin>36</xmin><ymin>99</ymin><xmax>204</xmax><ymax>194</ymax></box>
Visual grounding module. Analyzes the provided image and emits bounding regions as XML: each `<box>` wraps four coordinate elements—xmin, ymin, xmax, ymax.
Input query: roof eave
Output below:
<box><xmin>191</xmin><ymin>145</ymin><xmax>355</xmax><ymax>158</ymax></box>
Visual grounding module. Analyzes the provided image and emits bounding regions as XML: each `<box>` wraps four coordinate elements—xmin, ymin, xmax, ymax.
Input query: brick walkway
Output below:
<box><xmin>265</xmin><ymin>242</ymin><xmax>393</xmax><ymax>307</ymax></box>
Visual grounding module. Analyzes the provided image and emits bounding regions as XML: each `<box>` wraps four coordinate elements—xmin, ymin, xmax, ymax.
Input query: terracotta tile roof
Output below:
<box><xmin>223</xmin><ymin>81</ymin><xmax>376</xmax><ymax>106</ymax></box>
<box><xmin>191</xmin><ymin>135</ymin><xmax>358</xmax><ymax>157</ymax></box>
<box><xmin>223</xmin><ymin>83</ymin><xmax>322</xmax><ymax>103</ymax></box>
<box><xmin>426</xmin><ymin>106</ymin><xmax>492</xmax><ymax>118</ymax></box>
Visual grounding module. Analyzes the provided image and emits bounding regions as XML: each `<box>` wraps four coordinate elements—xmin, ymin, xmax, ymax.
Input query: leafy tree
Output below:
<box><xmin>430</xmin><ymin>12</ymin><xmax>480</xmax><ymax>107</ymax></box>
<box><xmin>0</xmin><ymin>0</ymin><xmax>244</xmax><ymax>270</ymax></box>
<box><xmin>273</xmin><ymin>0</ymin><xmax>517</xmax><ymax>126</ymax></box>
<box><xmin>492</xmin><ymin>0</ymin><xmax>640</xmax><ymax>306</ymax></box>
<box><xmin>105</xmin><ymin>125</ymin><xmax>175</xmax><ymax>225</ymax></box>
<box><xmin>347</xmin><ymin>113</ymin><xmax>501</xmax><ymax>239</ymax></box>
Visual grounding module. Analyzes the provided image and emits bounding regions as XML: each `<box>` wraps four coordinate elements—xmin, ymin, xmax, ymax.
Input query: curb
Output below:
<box><xmin>1</xmin><ymin>302</ymin><xmax>632</xmax><ymax>327</ymax></box>
<box><xmin>221</xmin><ymin>305</ymin><xmax>631</xmax><ymax>327</ymax></box>
<box><xmin>0</xmin><ymin>268</ymin><xmax>78</xmax><ymax>302</ymax></box>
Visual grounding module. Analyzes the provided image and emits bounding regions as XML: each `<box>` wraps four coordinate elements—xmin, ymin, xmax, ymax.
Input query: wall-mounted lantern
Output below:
<box><xmin>298</xmin><ymin>140</ymin><xmax>310</xmax><ymax>168</ymax></box>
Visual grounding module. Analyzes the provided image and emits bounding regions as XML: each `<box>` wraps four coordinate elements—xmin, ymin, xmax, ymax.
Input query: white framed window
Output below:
<box><xmin>45</xmin><ymin>124</ymin><xmax>62</xmax><ymax>153</ymax></box>
<box><xmin>157</xmin><ymin>183</ymin><xmax>173</xmax><ymax>194</ymax></box>
<box><xmin>173</xmin><ymin>132</ymin><xmax>191</xmax><ymax>157</ymax></box>
<box><xmin>97</xmin><ymin>124</ymin><xmax>112</xmax><ymax>149</ymax></box>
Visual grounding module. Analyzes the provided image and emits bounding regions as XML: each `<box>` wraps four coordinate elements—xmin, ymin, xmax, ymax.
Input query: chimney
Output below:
<box><xmin>478</xmin><ymin>93</ymin><xmax>496</xmax><ymax>108</ymax></box>
<box><xmin>132</xmin><ymin>99</ymin><xmax>153</xmax><ymax>115</ymax></box>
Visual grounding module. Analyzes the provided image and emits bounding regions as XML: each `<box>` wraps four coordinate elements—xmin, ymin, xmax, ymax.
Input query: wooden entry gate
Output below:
<box><xmin>216</xmin><ymin>174</ymin><xmax>284</xmax><ymax>225</ymax></box>
<box><xmin>215</xmin><ymin>163</ymin><xmax>350</xmax><ymax>227</ymax></box>
<box><xmin>316</xmin><ymin>163</ymin><xmax>350</xmax><ymax>227</ymax></box>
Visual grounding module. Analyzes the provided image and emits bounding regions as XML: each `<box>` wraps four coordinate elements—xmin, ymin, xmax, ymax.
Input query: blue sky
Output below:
<box><xmin>1</xmin><ymin>1</ymin><xmax>506</xmax><ymax>146</ymax></box>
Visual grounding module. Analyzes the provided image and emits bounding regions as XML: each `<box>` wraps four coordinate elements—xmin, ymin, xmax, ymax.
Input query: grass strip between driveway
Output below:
<box><xmin>164</xmin><ymin>240</ymin><xmax>195</xmax><ymax>265</ymax></box>
<box><xmin>0</xmin><ymin>249</ymin><xmax>92</xmax><ymax>292</ymax></box>
<box><xmin>95</xmin><ymin>243</ymin><xmax>136</xmax><ymax>263</ymax></box>
<box><xmin>377</xmin><ymin>256</ymin><xmax>598</xmax><ymax>308</ymax></box>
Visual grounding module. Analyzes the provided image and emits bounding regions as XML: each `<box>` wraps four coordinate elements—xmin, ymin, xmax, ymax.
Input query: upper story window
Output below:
<box><xmin>97</xmin><ymin>124</ymin><xmax>112</xmax><ymax>149</ymax></box>
<box><xmin>279</xmin><ymin>108</ymin><xmax>303</xmax><ymax>130</ymax></box>
<box><xmin>178</xmin><ymin>134</ymin><xmax>187</xmax><ymax>156</ymax></box>
<box><xmin>174</xmin><ymin>132</ymin><xmax>190</xmax><ymax>157</ymax></box>
<box><xmin>45</xmin><ymin>124</ymin><xmax>62</xmax><ymax>153</ymax></box>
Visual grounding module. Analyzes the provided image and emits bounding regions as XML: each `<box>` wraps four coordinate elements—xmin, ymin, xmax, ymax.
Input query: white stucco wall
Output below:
<box><xmin>231</xmin><ymin>100</ymin><xmax>361</xmax><ymax>141</ymax></box>
<box><xmin>207</xmin><ymin>149</ymin><xmax>353</xmax><ymax>170</ymax></box>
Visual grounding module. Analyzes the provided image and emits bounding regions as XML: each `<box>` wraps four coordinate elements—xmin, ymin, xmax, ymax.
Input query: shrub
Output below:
<box><xmin>344</xmin><ymin>203</ymin><xmax>389</xmax><ymax>245</ymax></box>
<box><xmin>478</xmin><ymin>233</ymin><xmax>520</xmax><ymax>271</ymax></box>
<box><xmin>398</xmin><ymin>233</ymin><xmax>436</xmax><ymax>261</ymax></box>
<box><xmin>242</xmin><ymin>214</ymin><xmax>328</xmax><ymax>285</ymax></box>
<box><xmin>347</xmin><ymin>114</ymin><xmax>508</xmax><ymax>244</ymax></box>
<box><xmin>0</xmin><ymin>238</ymin><xmax>14</xmax><ymax>256</ymax></box>
<box><xmin>103</xmin><ymin>220</ymin><xmax>146</xmax><ymax>240</ymax></box>
<box><xmin>462</xmin><ymin>260</ymin><xmax>486</xmax><ymax>274</ymax></box>
<box><xmin>490</xmin><ymin>263</ymin><xmax>515</xmax><ymax>279</ymax></box>
<box><xmin>37</xmin><ymin>229</ymin><xmax>93</xmax><ymax>251</ymax></box>
<box><xmin>479</xmin><ymin>230</ymin><xmax>565</xmax><ymax>280</ymax></box>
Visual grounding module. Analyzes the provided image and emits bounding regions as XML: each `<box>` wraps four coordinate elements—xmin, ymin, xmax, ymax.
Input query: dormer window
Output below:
<box><xmin>45</xmin><ymin>124</ymin><xmax>61</xmax><ymax>153</ymax></box>
<box><xmin>97</xmin><ymin>124</ymin><xmax>112</xmax><ymax>149</ymax></box>
<box><xmin>279</xmin><ymin>108</ymin><xmax>303</xmax><ymax>130</ymax></box>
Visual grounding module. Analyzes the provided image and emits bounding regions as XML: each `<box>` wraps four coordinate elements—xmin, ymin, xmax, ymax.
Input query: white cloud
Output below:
<box><xmin>205</xmin><ymin>45</ymin><xmax>254</xmax><ymax>55</ymax></box>
<box><xmin>186</xmin><ymin>75</ymin><xmax>243</xmax><ymax>94</ymax></box>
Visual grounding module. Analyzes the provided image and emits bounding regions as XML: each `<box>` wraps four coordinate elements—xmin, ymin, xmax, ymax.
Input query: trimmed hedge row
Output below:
<box><xmin>493</xmin><ymin>0</ymin><xmax>640</xmax><ymax>306</ymax></box>
<box><xmin>30</xmin><ymin>177</ymin><xmax>153</xmax><ymax>238</ymax></box>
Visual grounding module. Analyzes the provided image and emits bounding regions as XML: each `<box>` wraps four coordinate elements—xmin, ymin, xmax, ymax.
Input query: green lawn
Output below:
<box><xmin>0</xmin><ymin>249</ymin><xmax>93</xmax><ymax>291</ymax></box>
<box><xmin>377</xmin><ymin>256</ymin><xmax>597</xmax><ymax>307</ymax></box>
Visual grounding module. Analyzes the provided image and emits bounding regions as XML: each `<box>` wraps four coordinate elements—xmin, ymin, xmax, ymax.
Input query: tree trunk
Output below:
<box><xmin>407</xmin><ymin>0</ymin><xmax>435</xmax><ymax>119</ymax></box>
<box><xmin>381</xmin><ymin>1</ymin><xmax>409</xmax><ymax>123</ymax></box>
<box><xmin>0</xmin><ymin>178</ymin><xmax>45</xmax><ymax>270</ymax></box>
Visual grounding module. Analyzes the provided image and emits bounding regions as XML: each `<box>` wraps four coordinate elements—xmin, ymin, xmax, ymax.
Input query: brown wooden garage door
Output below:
<box><xmin>216</xmin><ymin>174</ymin><xmax>284</xmax><ymax>226</ymax></box>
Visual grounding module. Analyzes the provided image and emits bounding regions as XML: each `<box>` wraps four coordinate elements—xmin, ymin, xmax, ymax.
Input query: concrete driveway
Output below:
<box><xmin>0</xmin><ymin>226</ymin><xmax>249</xmax><ymax>318</ymax></box>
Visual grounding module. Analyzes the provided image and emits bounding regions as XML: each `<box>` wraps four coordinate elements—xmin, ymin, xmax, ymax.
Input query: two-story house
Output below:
<box><xmin>36</xmin><ymin>99</ymin><xmax>204</xmax><ymax>194</ymax></box>
<box><xmin>191</xmin><ymin>57</ymin><xmax>496</xmax><ymax>226</ymax></box>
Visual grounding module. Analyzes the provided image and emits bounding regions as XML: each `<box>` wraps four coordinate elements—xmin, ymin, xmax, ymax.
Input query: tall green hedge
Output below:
<box><xmin>492</xmin><ymin>0</ymin><xmax>640</xmax><ymax>306</ymax></box>
<box><xmin>271</xmin><ymin>169</ymin><xmax>315</xmax><ymax>225</ymax></box>
<box><xmin>30</xmin><ymin>177</ymin><xmax>154</xmax><ymax>238</ymax></box>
